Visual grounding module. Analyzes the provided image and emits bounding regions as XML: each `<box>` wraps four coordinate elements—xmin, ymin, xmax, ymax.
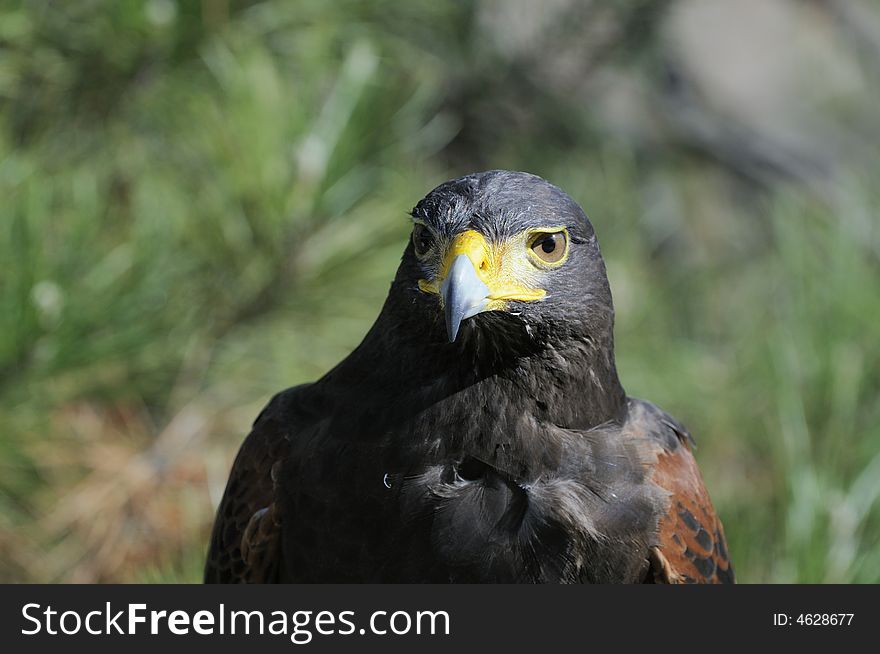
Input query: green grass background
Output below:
<box><xmin>1</xmin><ymin>0</ymin><xmax>879</xmax><ymax>582</ymax></box>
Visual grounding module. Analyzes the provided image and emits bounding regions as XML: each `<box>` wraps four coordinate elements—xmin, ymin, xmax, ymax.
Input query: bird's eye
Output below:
<box><xmin>412</xmin><ymin>224</ymin><xmax>433</xmax><ymax>258</ymax></box>
<box><xmin>529</xmin><ymin>231</ymin><xmax>568</xmax><ymax>265</ymax></box>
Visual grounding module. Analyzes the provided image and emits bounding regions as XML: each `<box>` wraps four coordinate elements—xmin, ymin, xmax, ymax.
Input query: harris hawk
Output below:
<box><xmin>205</xmin><ymin>170</ymin><xmax>734</xmax><ymax>584</ymax></box>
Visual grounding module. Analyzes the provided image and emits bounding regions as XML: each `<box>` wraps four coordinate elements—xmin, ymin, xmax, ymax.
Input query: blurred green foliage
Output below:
<box><xmin>1</xmin><ymin>0</ymin><xmax>879</xmax><ymax>583</ymax></box>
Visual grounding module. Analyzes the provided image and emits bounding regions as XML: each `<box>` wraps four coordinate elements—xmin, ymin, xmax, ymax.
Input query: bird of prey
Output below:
<box><xmin>205</xmin><ymin>170</ymin><xmax>734</xmax><ymax>584</ymax></box>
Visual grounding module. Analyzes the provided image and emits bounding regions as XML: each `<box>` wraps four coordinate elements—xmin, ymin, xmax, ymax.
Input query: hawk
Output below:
<box><xmin>205</xmin><ymin>170</ymin><xmax>734</xmax><ymax>583</ymax></box>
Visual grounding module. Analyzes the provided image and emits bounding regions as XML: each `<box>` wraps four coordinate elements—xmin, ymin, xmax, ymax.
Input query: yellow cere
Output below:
<box><xmin>418</xmin><ymin>228</ymin><xmax>569</xmax><ymax>310</ymax></box>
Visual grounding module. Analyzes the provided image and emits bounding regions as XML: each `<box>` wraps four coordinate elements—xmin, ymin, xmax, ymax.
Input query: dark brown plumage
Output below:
<box><xmin>205</xmin><ymin>170</ymin><xmax>733</xmax><ymax>584</ymax></box>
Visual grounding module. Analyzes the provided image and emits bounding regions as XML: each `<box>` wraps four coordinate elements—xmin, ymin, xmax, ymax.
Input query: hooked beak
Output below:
<box><xmin>417</xmin><ymin>229</ymin><xmax>547</xmax><ymax>343</ymax></box>
<box><xmin>441</xmin><ymin>254</ymin><xmax>490</xmax><ymax>342</ymax></box>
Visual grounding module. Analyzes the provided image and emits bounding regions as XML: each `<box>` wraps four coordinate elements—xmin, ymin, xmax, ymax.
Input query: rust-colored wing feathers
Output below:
<box><xmin>647</xmin><ymin>425</ymin><xmax>734</xmax><ymax>584</ymax></box>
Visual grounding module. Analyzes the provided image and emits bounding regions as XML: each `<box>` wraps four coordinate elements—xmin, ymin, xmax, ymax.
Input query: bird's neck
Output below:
<box><xmin>476</xmin><ymin>331</ymin><xmax>628</xmax><ymax>431</ymax></box>
<box><xmin>327</xmin><ymin>311</ymin><xmax>628</xmax><ymax>432</ymax></box>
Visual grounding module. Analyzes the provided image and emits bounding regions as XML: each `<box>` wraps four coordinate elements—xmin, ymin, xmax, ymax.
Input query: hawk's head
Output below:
<box><xmin>397</xmin><ymin>170</ymin><xmax>615</xmax><ymax>349</ymax></box>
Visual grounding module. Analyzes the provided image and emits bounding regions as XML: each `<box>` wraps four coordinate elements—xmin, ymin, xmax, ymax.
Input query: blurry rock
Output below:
<box><xmin>471</xmin><ymin>0</ymin><xmax>879</xmax><ymax>189</ymax></box>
